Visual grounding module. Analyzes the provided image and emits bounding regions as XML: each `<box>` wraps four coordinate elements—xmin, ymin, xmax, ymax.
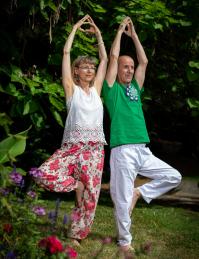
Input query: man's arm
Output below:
<box><xmin>106</xmin><ymin>17</ymin><xmax>131</xmax><ymax>87</ymax></box>
<box><xmin>125</xmin><ymin>20</ymin><xmax>148</xmax><ymax>88</ymax></box>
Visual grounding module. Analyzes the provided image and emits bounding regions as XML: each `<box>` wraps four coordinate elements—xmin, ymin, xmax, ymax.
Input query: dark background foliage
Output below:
<box><xmin>0</xmin><ymin>0</ymin><xmax>198</xmax><ymax>177</ymax></box>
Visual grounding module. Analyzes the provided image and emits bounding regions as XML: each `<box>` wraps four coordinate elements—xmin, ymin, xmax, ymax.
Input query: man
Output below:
<box><xmin>102</xmin><ymin>17</ymin><xmax>182</xmax><ymax>252</ymax></box>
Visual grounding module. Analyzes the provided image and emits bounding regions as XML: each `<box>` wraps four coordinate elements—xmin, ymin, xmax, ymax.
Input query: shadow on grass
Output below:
<box><xmin>39</xmin><ymin>185</ymin><xmax>199</xmax><ymax>213</ymax></box>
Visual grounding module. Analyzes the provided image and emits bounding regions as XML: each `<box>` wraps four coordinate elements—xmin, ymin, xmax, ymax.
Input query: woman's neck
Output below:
<box><xmin>79</xmin><ymin>81</ymin><xmax>90</xmax><ymax>94</ymax></box>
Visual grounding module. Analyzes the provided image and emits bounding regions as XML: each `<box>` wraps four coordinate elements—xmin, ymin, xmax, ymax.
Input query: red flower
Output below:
<box><xmin>3</xmin><ymin>223</ymin><xmax>13</xmax><ymax>234</ymax></box>
<box><xmin>93</xmin><ymin>176</ymin><xmax>101</xmax><ymax>187</ymax></box>
<box><xmin>65</xmin><ymin>246</ymin><xmax>78</xmax><ymax>258</ymax></box>
<box><xmin>38</xmin><ymin>235</ymin><xmax>63</xmax><ymax>254</ymax></box>
<box><xmin>97</xmin><ymin>158</ymin><xmax>104</xmax><ymax>171</ymax></box>
<box><xmin>47</xmin><ymin>184</ymin><xmax>55</xmax><ymax>190</ymax></box>
<box><xmin>49</xmin><ymin>160</ymin><xmax>60</xmax><ymax>170</ymax></box>
<box><xmin>68</xmin><ymin>145</ymin><xmax>80</xmax><ymax>154</ymax></box>
<box><xmin>71</xmin><ymin>211</ymin><xmax>81</xmax><ymax>222</ymax></box>
<box><xmin>43</xmin><ymin>174</ymin><xmax>58</xmax><ymax>181</ymax></box>
<box><xmin>77</xmin><ymin>227</ymin><xmax>90</xmax><ymax>239</ymax></box>
<box><xmin>82</xmin><ymin>150</ymin><xmax>91</xmax><ymax>160</ymax></box>
<box><xmin>80</xmin><ymin>173</ymin><xmax>90</xmax><ymax>184</ymax></box>
<box><xmin>84</xmin><ymin>201</ymin><xmax>95</xmax><ymax>211</ymax></box>
<box><xmin>81</xmin><ymin>165</ymin><xmax>88</xmax><ymax>172</ymax></box>
<box><xmin>67</xmin><ymin>164</ymin><xmax>77</xmax><ymax>175</ymax></box>
<box><xmin>62</xmin><ymin>178</ymin><xmax>75</xmax><ymax>187</ymax></box>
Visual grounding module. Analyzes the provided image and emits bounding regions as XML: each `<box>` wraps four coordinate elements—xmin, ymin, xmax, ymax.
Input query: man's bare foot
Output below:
<box><xmin>75</xmin><ymin>181</ymin><xmax>84</xmax><ymax>207</ymax></box>
<box><xmin>129</xmin><ymin>188</ymin><xmax>141</xmax><ymax>216</ymax></box>
<box><xmin>119</xmin><ymin>244</ymin><xmax>135</xmax><ymax>252</ymax></box>
<box><xmin>119</xmin><ymin>244</ymin><xmax>135</xmax><ymax>258</ymax></box>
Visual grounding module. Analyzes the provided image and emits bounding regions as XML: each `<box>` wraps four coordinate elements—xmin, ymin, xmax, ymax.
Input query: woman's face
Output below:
<box><xmin>75</xmin><ymin>62</ymin><xmax>96</xmax><ymax>83</ymax></box>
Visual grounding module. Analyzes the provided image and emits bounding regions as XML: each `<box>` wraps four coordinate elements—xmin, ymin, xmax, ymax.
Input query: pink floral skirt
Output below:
<box><xmin>36</xmin><ymin>141</ymin><xmax>105</xmax><ymax>240</ymax></box>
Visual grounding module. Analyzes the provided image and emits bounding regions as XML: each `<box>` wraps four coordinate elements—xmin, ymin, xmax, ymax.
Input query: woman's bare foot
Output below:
<box><xmin>75</xmin><ymin>181</ymin><xmax>84</xmax><ymax>207</ymax></box>
<box><xmin>71</xmin><ymin>238</ymin><xmax>81</xmax><ymax>247</ymax></box>
<box><xmin>129</xmin><ymin>188</ymin><xmax>141</xmax><ymax>216</ymax></box>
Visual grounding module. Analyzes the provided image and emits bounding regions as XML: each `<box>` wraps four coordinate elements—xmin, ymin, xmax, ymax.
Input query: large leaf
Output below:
<box><xmin>187</xmin><ymin>98</ymin><xmax>199</xmax><ymax>109</ymax></box>
<box><xmin>0</xmin><ymin>127</ymin><xmax>31</xmax><ymax>164</ymax></box>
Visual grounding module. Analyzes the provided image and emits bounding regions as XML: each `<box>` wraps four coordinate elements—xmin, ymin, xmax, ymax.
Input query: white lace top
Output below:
<box><xmin>62</xmin><ymin>84</ymin><xmax>106</xmax><ymax>145</ymax></box>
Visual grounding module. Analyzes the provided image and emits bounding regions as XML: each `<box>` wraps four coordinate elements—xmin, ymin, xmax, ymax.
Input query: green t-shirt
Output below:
<box><xmin>102</xmin><ymin>79</ymin><xmax>150</xmax><ymax>148</ymax></box>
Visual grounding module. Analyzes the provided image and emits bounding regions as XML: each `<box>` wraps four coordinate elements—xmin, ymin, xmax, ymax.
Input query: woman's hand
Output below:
<box><xmin>79</xmin><ymin>15</ymin><xmax>101</xmax><ymax>37</ymax></box>
<box><xmin>73</xmin><ymin>14</ymin><xmax>90</xmax><ymax>30</ymax></box>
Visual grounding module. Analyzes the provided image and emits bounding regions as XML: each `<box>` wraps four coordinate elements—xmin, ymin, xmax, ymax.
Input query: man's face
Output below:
<box><xmin>117</xmin><ymin>56</ymin><xmax>135</xmax><ymax>85</ymax></box>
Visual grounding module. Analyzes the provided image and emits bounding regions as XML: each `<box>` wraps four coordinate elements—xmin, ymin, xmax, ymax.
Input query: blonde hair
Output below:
<box><xmin>72</xmin><ymin>56</ymin><xmax>97</xmax><ymax>86</ymax></box>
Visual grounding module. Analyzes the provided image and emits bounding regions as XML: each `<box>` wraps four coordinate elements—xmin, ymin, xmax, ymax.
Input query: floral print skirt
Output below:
<box><xmin>35</xmin><ymin>141</ymin><xmax>104</xmax><ymax>240</ymax></box>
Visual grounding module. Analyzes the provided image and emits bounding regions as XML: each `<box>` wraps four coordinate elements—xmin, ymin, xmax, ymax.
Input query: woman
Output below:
<box><xmin>34</xmin><ymin>15</ymin><xmax>107</xmax><ymax>243</ymax></box>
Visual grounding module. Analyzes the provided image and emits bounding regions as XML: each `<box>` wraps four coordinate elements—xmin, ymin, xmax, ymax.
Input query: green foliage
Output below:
<box><xmin>0</xmin><ymin>127</ymin><xmax>31</xmax><ymax>164</ymax></box>
<box><xmin>0</xmin><ymin>169</ymin><xmax>76</xmax><ymax>258</ymax></box>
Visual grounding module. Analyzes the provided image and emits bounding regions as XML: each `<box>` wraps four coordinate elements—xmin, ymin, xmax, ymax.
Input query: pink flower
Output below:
<box><xmin>82</xmin><ymin>150</ymin><xmax>91</xmax><ymax>160</ymax></box>
<box><xmin>38</xmin><ymin>235</ymin><xmax>63</xmax><ymax>254</ymax></box>
<box><xmin>71</xmin><ymin>211</ymin><xmax>81</xmax><ymax>222</ymax></box>
<box><xmin>43</xmin><ymin>174</ymin><xmax>58</xmax><ymax>181</ymax></box>
<box><xmin>97</xmin><ymin>159</ymin><xmax>104</xmax><ymax>171</ymax></box>
<box><xmin>67</xmin><ymin>164</ymin><xmax>77</xmax><ymax>175</ymax></box>
<box><xmin>29</xmin><ymin>168</ymin><xmax>43</xmax><ymax>178</ymax></box>
<box><xmin>80</xmin><ymin>173</ymin><xmax>90</xmax><ymax>184</ymax></box>
<box><xmin>69</xmin><ymin>144</ymin><xmax>81</xmax><ymax>153</ymax></box>
<box><xmin>47</xmin><ymin>183</ymin><xmax>55</xmax><ymax>190</ymax></box>
<box><xmin>27</xmin><ymin>191</ymin><xmax>36</xmax><ymax>199</ymax></box>
<box><xmin>84</xmin><ymin>201</ymin><xmax>95</xmax><ymax>211</ymax></box>
<box><xmin>32</xmin><ymin>206</ymin><xmax>46</xmax><ymax>216</ymax></box>
<box><xmin>62</xmin><ymin>178</ymin><xmax>75</xmax><ymax>187</ymax></box>
<box><xmin>65</xmin><ymin>246</ymin><xmax>78</xmax><ymax>258</ymax></box>
<box><xmin>77</xmin><ymin>227</ymin><xmax>90</xmax><ymax>239</ymax></box>
<box><xmin>81</xmin><ymin>165</ymin><xmax>88</xmax><ymax>172</ymax></box>
<box><xmin>49</xmin><ymin>160</ymin><xmax>60</xmax><ymax>170</ymax></box>
<box><xmin>93</xmin><ymin>176</ymin><xmax>101</xmax><ymax>187</ymax></box>
<box><xmin>9</xmin><ymin>171</ymin><xmax>22</xmax><ymax>186</ymax></box>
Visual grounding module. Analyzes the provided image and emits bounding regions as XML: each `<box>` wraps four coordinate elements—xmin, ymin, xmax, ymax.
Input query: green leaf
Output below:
<box><xmin>187</xmin><ymin>98</ymin><xmax>199</xmax><ymax>109</ymax></box>
<box><xmin>1</xmin><ymin>197</ymin><xmax>13</xmax><ymax>216</ymax></box>
<box><xmin>11</xmin><ymin>65</ymin><xmax>26</xmax><ymax>85</ymax></box>
<box><xmin>23</xmin><ymin>100</ymin><xmax>40</xmax><ymax>115</ymax></box>
<box><xmin>0</xmin><ymin>127</ymin><xmax>31</xmax><ymax>164</ymax></box>
<box><xmin>153</xmin><ymin>23</ymin><xmax>163</xmax><ymax>31</ymax></box>
<box><xmin>52</xmin><ymin>110</ymin><xmax>64</xmax><ymax>127</ymax></box>
<box><xmin>186</xmin><ymin>68</ymin><xmax>199</xmax><ymax>82</ymax></box>
<box><xmin>188</xmin><ymin>61</ymin><xmax>199</xmax><ymax>69</ymax></box>
<box><xmin>49</xmin><ymin>95</ymin><xmax>65</xmax><ymax>111</ymax></box>
<box><xmin>0</xmin><ymin>113</ymin><xmax>13</xmax><ymax>127</ymax></box>
<box><xmin>30</xmin><ymin>113</ymin><xmax>45</xmax><ymax>128</ymax></box>
<box><xmin>179</xmin><ymin>20</ymin><xmax>192</xmax><ymax>26</ymax></box>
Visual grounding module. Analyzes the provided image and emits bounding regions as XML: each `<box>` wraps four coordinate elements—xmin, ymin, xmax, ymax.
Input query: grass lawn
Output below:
<box><xmin>43</xmin><ymin>191</ymin><xmax>199</xmax><ymax>259</ymax></box>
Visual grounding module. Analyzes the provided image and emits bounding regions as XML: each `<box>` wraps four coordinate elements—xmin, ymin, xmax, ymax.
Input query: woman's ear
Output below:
<box><xmin>74</xmin><ymin>67</ymin><xmax>78</xmax><ymax>75</ymax></box>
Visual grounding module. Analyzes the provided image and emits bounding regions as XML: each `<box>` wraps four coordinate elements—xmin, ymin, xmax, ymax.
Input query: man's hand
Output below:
<box><xmin>123</xmin><ymin>19</ymin><xmax>136</xmax><ymax>37</ymax></box>
<box><xmin>118</xmin><ymin>17</ymin><xmax>131</xmax><ymax>33</ymax></box>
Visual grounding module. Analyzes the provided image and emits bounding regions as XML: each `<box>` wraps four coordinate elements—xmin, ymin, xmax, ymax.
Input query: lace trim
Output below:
<box><xmin>62</xmin><ymin>124</ymin><xmax>106</xmax><ymax>144</ymax></box>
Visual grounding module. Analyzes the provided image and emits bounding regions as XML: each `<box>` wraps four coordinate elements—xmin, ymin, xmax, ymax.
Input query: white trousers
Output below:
<box><xmin>110</xmin><ymin>144</ymin><xmax>182</xmax><ymax>246</ymax></box>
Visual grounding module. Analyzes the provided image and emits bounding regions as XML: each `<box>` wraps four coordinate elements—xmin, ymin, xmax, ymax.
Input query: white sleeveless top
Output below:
<box><xmin>62</xmin><ymin>84</ymin><xmax>106</xmax><ymax>145</ymax></box>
